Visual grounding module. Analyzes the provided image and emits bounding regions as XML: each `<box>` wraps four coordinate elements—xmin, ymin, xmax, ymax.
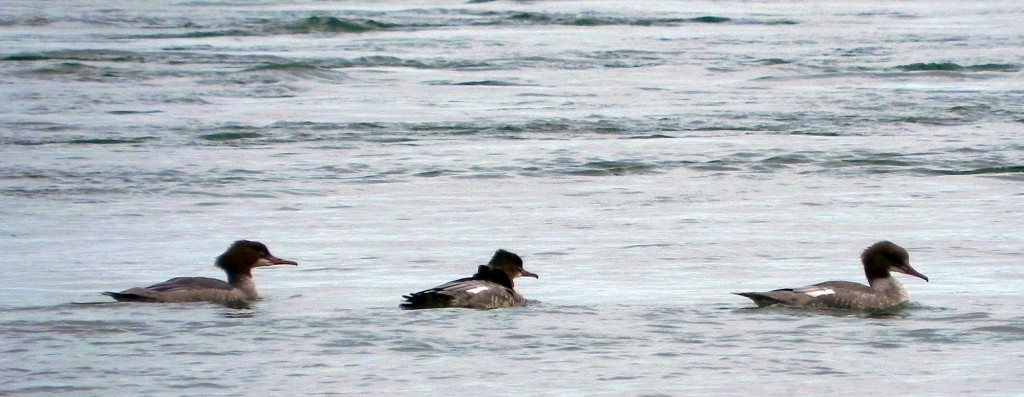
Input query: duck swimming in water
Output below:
<box><xmin>401</xmin><ymin>249</ymin><xmax>538</xmax><ymax>310</ymax></box>
<box><xmin>735</xmin><ymin>241</ymin><xmax>928</xmax><ymax>310</ymax></box>
<box><xmin>102</xmin><ymin>240</ymin><xmax>297</xmax><ymax>305</ymax></box>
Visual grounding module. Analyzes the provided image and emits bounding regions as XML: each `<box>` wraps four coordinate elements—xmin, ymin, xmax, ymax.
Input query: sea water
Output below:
<box><xmin>1</xmin><ymin>1</ymin><xmax>1022</xmax><ymax>395</ymax></box>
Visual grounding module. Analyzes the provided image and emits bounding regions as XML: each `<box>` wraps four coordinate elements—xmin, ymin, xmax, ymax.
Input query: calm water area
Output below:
<box><xmin>1</xmin><ymin>1</ymin><xmax>1022</xmax><ymax>395</ymax></box>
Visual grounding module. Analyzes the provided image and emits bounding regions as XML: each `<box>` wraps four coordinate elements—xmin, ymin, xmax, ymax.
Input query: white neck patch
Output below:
<box><xmin>871</xmin><ymin>276</ymin><xmax>909</xmax><ymax>301</ymax></box>
<box><xmin>234</xmin><ymin>276</ymin><xmax>259</xmax><ymax>299</ymax></box>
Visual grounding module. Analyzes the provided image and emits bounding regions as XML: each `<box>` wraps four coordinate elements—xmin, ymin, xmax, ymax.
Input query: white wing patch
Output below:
<box><xmin>466</xmin><ymin>286</ymin><xmax>490</xmax><ymax>294</ymax></box>
<box><xmin>804</xmin><ymin>288</ymin><xmax>835</xmax><ymax>298</ymax></box>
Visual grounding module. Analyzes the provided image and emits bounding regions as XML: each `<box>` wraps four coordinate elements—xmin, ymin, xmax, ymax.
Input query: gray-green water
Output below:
<box><xmin>1</xmin><ymin>0</ymin><xmax>1022</xmax><ymax>395</ymax></box>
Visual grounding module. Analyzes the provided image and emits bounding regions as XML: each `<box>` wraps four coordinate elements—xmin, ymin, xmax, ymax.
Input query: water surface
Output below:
<box><xmin>1</xmin><ymin>0</ymin><xmax>1022</xmax><ymax>395</ymax></box>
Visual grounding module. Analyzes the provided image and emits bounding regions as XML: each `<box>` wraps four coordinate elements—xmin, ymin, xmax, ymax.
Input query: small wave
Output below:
<box><xmin>762</xmin><ymin>154</ymin><xmax>815</xmax><ymax>165</ymax></box>
<box><xmin>285</xmin><ymin>16</ymin><xmax>397</xmax><ymax>34</ymax></box>
<box><xmin>179</xmin><ymin>29</ymin><xmax>252</xmax><ymax>38</ymax></box>
<box><xmin>348</xmin><ymin>55</ymin><xmax>429</xmax><ymax>68</ymax></box>
<box><xmin>686</xmin><ymin>16</ymin><xmax>732</xmax><ymax>24</ymax></box>
<box><xmin>966</xmin><ymin>325</ymin><xmax>1024</xmax><ymax>340</ymax></box>
<box><xmin>8</xmin><ymin>386</ymin><xmax>103</xmax><ymax>394</ymax></box>
<box><xmin>568</xmin><ymin>160</ymin><xmax>660</xmax><ymax>176</ymax></box>
<box><xmin>2</xmin><ymin>10</ymin><xmax>795</xmax><ymax>43</ymax></box>
<box><xmin>320</xmin><ymin>55</ymin><xmax>495</xmax><ymax>70</ymax></box>
<box><xmin>24</xmin><ymin>62</ymin><xmax>143</xmax><ymax>82</ymax></box>
<box><xmin>970</xmin><ymin>325</ymin><xmax>1024</xmax><ymax>334</ymax></box>
<box><xmin>626</xmin><ymin>134</ymin><xmax>675</xmax><ymax>139</ymax></box>
<box><xmin>947</xmin><ymin>104</ymin><xmax>992</xmax><ymax>115</ymax></box>
<box><xmin>243</xmin><ymin>63</ymin><xmax>322</xmax><ymax>73</ymax></box>
<box><xmin>199</xmin><ymin>132</ymin><xmax>264</xmax><ymax>141</ymax></box>
<box><xmin>68</xmin><ymin>137</ymin><xmax>155</xmax><ymax>145</ymax></box>
<box><xmin>107</xmin><ymin>110</ymin><xmax>162</xmax><ymax>115</ymax></box>
<box><xmin>135</xmin><ymin>30</ymin><xmax>254</xmax><ymax>39</ymax></box>
<box><xmin>842</xmin><ymin>158</ymin><xmax>916</xmax><ymax>167</ymax></box>
<box><xmin>455</xmin><ymin>80</ymin><xmax>520</xmax><ymax>86</ymax></box>
<box><xmin>498</xmin><ymin>12</ymin><xmax>790</xmax><ymax>27</ymax></box>
<box><xmin>426</xmin><ymin>80</ymin><xmax>528</xmax><ymax>86</ymax></box>
<box><xmin>895</xmin><ymin>62</ymin><xmax>1019</xmax><ymax>72</ymax></box>
<box><xmin>3</xmin><ymin>49</ymin><xmax>143</xmax><ymax>62</ymax></box>
<box><xmin>123</xmin><ymin>16</ymin><xmax>401</xmax><ymax>39</ymax></box>
<box><xmin>921</xmin><ymin>166</ymin><xmax>1024</xmax><ymax>176</ymax></box>
<box><xmin>757</xmin><ymin>58</ymin><xmax>792</xmax><ymax>66</ymax></box>
<box><xmin>754</xmin><ymin>69</ymin><xmax>1014</xmax><ymax>84</ymax></box>
<box><xmin>1</xmin><ymin>134</ymin><xmax>156</xmax><ymax>146</ymax></box>
<box><xmin>503</xmin><ymin>12</ymin><xmax>653</xmax><ymax>26</ymax></box>
<box><xmin>239</xmin><ymin>62</ymin><xmax>348</xmax><ymax>82</ymax></box>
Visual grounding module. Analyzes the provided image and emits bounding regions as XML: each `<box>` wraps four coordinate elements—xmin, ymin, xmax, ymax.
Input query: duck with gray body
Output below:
<box><xmin>401</xmin><ymin>249</ymin><xmax>538</xmax><ymax>310</ymax></box>
<box><xmin>735</xmin><ymin>241</ymin><xmax>929</xmax><ymax>310</ymax></box>
<box><xmin>102</xmin><ymin>240</ymin><xmax>297</xmax><ymax>305</ymax></box>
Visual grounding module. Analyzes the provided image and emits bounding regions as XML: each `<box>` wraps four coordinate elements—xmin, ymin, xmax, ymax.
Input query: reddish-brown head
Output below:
<box><xmin>862</xmin><ymin>241</ymin><xmax>927</xmax><ymax>282</ymax></box>
<box><xmin>487</xmin><ymin>249</ymin><xmax>538</xmax><ymax>280</ymax></box>
<box><xmin>216</xmin><ymin>240</ymin><xmax>298</xmax><ymax>276</ymax></box>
